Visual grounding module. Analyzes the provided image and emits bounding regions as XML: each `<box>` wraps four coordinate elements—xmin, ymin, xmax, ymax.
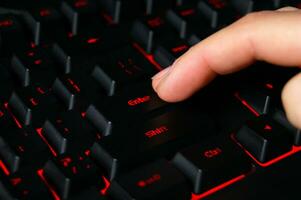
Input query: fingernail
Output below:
<box><xmin>152</xmin><ymin>66</ymin><xmax>172</xmax><ymax>91</ymax></box>
<box><xmin>152</xmin><ymin>66</ymin><xmax>172</xmax><ymax>80</ymax></box>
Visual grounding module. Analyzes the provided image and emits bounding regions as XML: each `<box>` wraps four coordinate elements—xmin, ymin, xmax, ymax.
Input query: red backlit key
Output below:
<box><xmin>98</xmin><ymin>0</ymin><xmax>122</xmax><ymax>24</ymax></box>
<box><xmin>166</xmin><ymin>6</ymin><xmax>200</xmax><ymax>39</ymax></box>
<box><xmin>98</xmin><ymin>0</ymin><xmax>144</xmax><ymax>24</ymax></box>
<box><xmin>273</xmin><ymin>109</ymin><xmax>301</xmax><ymax>146</ymax></box>
<box><xmin>0</xmin><ymin>171</ymin><xmax>53</xmax><ymax>200</ymax></box>
<box><xmin>23</xmin><ymin>7</ymin><xmax>63</xmax><ymax>45</ymax></box>
<box><xmin>52</xmin><ymin>76</ymin><xmax>83</xmax><ymax>110</ymax></box>
<box><xmin>154</xmin><ymin>39</ymin><xmax>190</xmax><ymax>67</ymax></box>
<box><xmin>41</xmin><ymin>110</ymin><xmax>96</xmax><ymax>155</ymax></box>
<box><xmin>0</xmin><ymin>14</ymin><xmax>28</xmax><ymax>53</ymax></box>
<box><xmin>86</xmin><ymin>105</ymin><xmax>112</xmax><ymax>137</ymax></box>
<box><xmin>144</xmin><ymin>0</ymin><xmax>174</xmax><ymax>15</ymax></box>
<box><xmin>52</xmin><ymin>28</ymin><xmax>126</xmax><ymax>74</ymax></box>
<box><xmin>231</xmin><ymin>0</ymin><xmax>280</xmax><ymax>15</ymax></box>
<box><xmin>109</xmin><ymin>81</ymin><xmax>168</xmax><ymax>117</ymax></box>
<box><xmin>235</xmin><ymin>115</ymin><xmax>293</xmax><ymax>163</ymax></box>
<box><xmin>91</xmin><ymin>107</ymin><xmax>216</xmax><ymax>180</ymax></box>
<box><xmin>131</xmin><ymin>15</ymin><xmax>177</xmax><ymax>53</ymax></box>
<box><xmin>92</xmin><ymin>45</ymin><xmax>156</xmax><ymax>96</ymax></box>
<box><xmin>172</xmin><ymin>136</ymin><xmax>252</xmax><ymax>194</ymax></box>
<box><xmin>11</xmin><ymin>49</ymin><xmax>57</xmax><ymax>87</ymax></box>
<box><xmin>108</xmin><ymin>159</ymin><xmax>190</xmax><ymax>200</ymax></box>
<box><xmin>42</xmin><ymin>154</ymin><xmax>102</xmax><ymax>199</ymax></box>
<box><xmin>0</xmin><ymin>127</ymin><xmax>50</xmax><ymax>174</ymax></box>
<box><xmin>198</xmin><ymin>0</ymin><xmax>239</xmax><ymax>28</ymax></box>
<box><xmin>61</xmin><ymin>0</ymin><xmax>100</xmax><ymax>35</ymax></box>
<box><xmin>7</xmin><ymin>86</ymin><xmax>59</xmax><ymax>127</ymax></box>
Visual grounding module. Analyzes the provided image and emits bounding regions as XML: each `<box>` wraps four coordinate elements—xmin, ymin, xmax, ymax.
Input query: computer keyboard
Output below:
<box><xmin>0</xmin><ymin>0</ymin><xmax>300</xmax><ymax>200</ymax></box>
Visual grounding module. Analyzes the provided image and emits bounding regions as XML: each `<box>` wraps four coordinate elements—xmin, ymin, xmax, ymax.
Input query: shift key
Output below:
<box><xmin>91</xmin><ymin>107</ymin><xmax>217</xmax><ymax>180</ymax></box>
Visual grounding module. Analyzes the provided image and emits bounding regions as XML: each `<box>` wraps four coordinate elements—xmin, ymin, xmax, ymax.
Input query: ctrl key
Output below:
<box><xmin>172</xmin><ymin>137</ymin><xmax>252</xmax><ymax>194</ymax></box>
<box><xmin>108</xmin><ymin>159</ymin><xmax>190</xmax><ymax>200</ymax></box>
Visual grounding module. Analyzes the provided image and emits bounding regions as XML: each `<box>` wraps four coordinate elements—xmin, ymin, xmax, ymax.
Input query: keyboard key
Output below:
<box><xmin>107</xmin><ymin>81</ymin><xmax>168</xmax><ymax>117</ymax></box>
<box><xmin>98</xmin><ymin>0</ymin><xmax>144</xmax><ymax>24</ymax></box>
<box><xmin>7</xmin><ymin>86</ymin><xmax>59</xmax><ymax>126</ymax></box>
<box><xmin>108</xmin><ymin>159</ymin><xmax>191</xmax><ymax>200</ymax></box>
<box><xmin>23</xmin><ymin>6</ymin><xmax>65</xmax><ymax>45</ymax></box>
<box><xmin>235</xmin><ymin>115</ymin><xmax>293</xmax><ymax>163</ymax></box>
<box><xmin>52</xmin><ymin>78</ymin><xmax>77</xmax><ymax>110</ymax></box>
<box><xmin>92</xmin><ymin>45</ymin><xmax>156</xmax><ymax>96</ymax></box>
<box><xmin>43</xmin><ymin>154</ymin><xmax>102</xmax><ymax>199</ymax></box>
<box><xmin>0</xmin><ymin>127</ymin><xmax>50</xmax><ymax>173</ymax></box>
<box><xmin>41</xmin><ymin>110</ymin><xmax>96</xmax><ymax>156</ymax></box>
<box><xmin>86</xmin><ymin>105</ymin><xmax>112</xmax><ymax>137</ymax></box>
<box><xmin>52</xmin><ymin>27</ymin><xmax>126</xmax><ymax>74</ymax></box>
<box><xmin>91</xmin><ymin>107</ymin><xmax>216</xmax><ymax>180</ymax></box>
<box><xmin>11</xmin><ymin>49</ymin><xmax>56</xmax><ymax>87</ymax></box>
<box><xmin>1</xmin><ymin>170</ymin><xmax>54</xmax><ymax>199</ymax></box>
<box><xmin>145</xmin><ymin>0</ymin><xmax>174</xmax><ymax>15</ymax></box>
<box><xmin>154</xmin><ymin>39</ymin><xmax>189</xmax><ymax>67</ymax></box>
<box><xmin>272</xmin><ymin>109</ymin><xmax>301</xmax><ymax>146</ymax></box>
<box><xmin>198</xmin><ymin>0</ymin><xmax>239</xmax><ymax>28</ymax></box>
<box><xmin>131</xmin><ymin>15</ymin><xmax>177</xmax><ymax>53</ymax></box>
<box><xmin>172</xmin><ymin>136</ymin><xmax>252</xmax><ymax>193</ymax></box>
<box><xmin>231</xmin><ymin>0</ymin><xmax>280</xmax><ymax>14</ymax></box>
<box><xmin>60</xmin><ymin>0</ymin><xmax>101</xmax><ymax>35</ymax></box>
<box><xmin>0</xmin><ymin>14</ymin><xmax>28</xmax><ymax>54</ymax></box>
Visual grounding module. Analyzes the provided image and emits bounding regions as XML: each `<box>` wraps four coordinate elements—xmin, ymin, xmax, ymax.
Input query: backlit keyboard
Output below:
<box><xmin>0</xmin><ymin>0</ymin><xmax>301</xmax><ymax>200</ymax></box>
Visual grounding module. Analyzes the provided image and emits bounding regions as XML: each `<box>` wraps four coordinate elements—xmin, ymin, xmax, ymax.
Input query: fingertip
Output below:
<box><xmin>281</xmin><ymin>72</ymin><xmax>301</xmax><ymax>129</ymax></box>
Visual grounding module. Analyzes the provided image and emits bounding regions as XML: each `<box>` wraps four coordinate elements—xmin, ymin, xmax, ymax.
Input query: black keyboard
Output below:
<box><xmin>0</xmin><ymin>0</ymin><xmax>300</xmax><ymax>200</ymax></box>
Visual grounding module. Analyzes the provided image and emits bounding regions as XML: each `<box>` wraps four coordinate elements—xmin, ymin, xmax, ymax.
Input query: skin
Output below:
<box><xmin>152</xmin><ymin>7</ymin><xmax>301</xmax><ymax>129</ymax></box>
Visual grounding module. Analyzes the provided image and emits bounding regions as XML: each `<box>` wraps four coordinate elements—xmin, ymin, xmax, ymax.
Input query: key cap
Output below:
<box><xmin>91</xmin><ymin>107</ymin><xmax>216</xmax><ymax>180</ymax></box>
<box><xmin>52</xmin><ymin>27</ymin><xmax>126</xmax><ymax>74</ymax></box>
<box><xmin>166</xmin><ymin>5</ymin><xmax>209</xmax><ymax>39</ymax></box>
<box><xmin>7</xmin><ymin>86</ymin><xmax>59</xmax><ymax>126</ymax></box>
<box><xmin>98</xmin><ymin>0</ymin><xmax>122</xmax><ymax>24</ymax></box>
<box><xmin>198</xmin><ymin>0</ymin><xmax>238</xmax><ymax>29</ymax></box>
<box><xmin>52</xmin><ymin>77</ymin><xmax>79</xmax><ymax>110</ymax></box>
<box><xmin>107</xmin><ymin>81</ymin><xmax>168</xmax><ymax>118</ymax></box>
<box><xmin>0</xmin><ymin>170</ymin><xmax>53</xmax><ymax>200</ymax></box>
<box><xmin>235</xmin><ymin>88</ymin><xmax>271</xmax><ymax>116</ymax></box>
<box><xmin>131</xmin><ymin>15</ymin><xmax>177</xmax><ymax>53</ymax></box>
<box><xmin>0</xmin><ymin>179</ymin><xmax>14</xmax><ymax>200</ymax></box>
<box><xmin>23</xmin><ymin>6</ymin><xmax>65</xmax><ymax>45</ymax></box>
<box><xmin>98</xmin><ymin>0</ymin><xmax>144</xmax><ymax>24</ymax></box>
<box><xmin>144</xmin><ymin>0</ymin><xmax>174</xmax><ymax>15</ymax></box>
<box><xmin>86</xmin><ymin>105</ymin><xmax>112</xmax><ymax>137</ymax></box>
<box><xmin>108</xmin><ymin>159</ymin><xmax>191</xmax><ymax>200</ymax></box>
<box><xmin>11</xmin><ymin>49</ymin><xmax>57</xmax><ymax>87</ymax></box>
<box><xmin>272</xmin><ymin>109</ymin><xmax>301</xmax><ymax>146</ymax></box>
<box><xmin>0</xmin><ymin>14</ymin><xmax>29</xmax><ymax>55</ymax></box>
<box><xmin>172</xmin><ymin>136</ymin><xmax>252</xmax><ymax>194</ymax></box>
<box><xmin>41</xmin><ymin>110</ymin><xmax>96</xmax><ymax>156</ymax></box>
<box><xmin>92</xmin><ymin>45</ymin><xmax>156</xmax><ymax>96</ymax></box>
<box><xmin>154</xmin><ymin>39</ymin><xmax>189</xmax><ymax>67</ymax></box>
<box><xmin>43</xmin><ymin>154</ymin><xmax>102</xmax><ymax>199</ymax></box>
<box><xmin>61</xmin><ymin>0</ymin><xmax>101</xmax><ymax>35</ymax></box>
<box><xmin>0</xmin><ymin>126</ymin><xmax>50</xmax><ymax>173</ymax></box>
<box><xmin>235</xmin><ymin>115</ymin><xmax>293</xmax><ymax>163</ymax></box>
<box><xmin>231</xmin><ymin>0</ymin><xmax>280</xmax><ymax>14</ymax></box>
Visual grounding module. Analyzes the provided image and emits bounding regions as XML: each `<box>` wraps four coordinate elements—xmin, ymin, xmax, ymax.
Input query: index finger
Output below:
<box><xmin>152</xmin><ymin>9</ymin><xmax>301</xmax><ymax>102</ymax></box>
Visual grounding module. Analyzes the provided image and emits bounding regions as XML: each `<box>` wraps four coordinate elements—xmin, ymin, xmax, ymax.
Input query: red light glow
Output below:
<box><xmin>191</xmin><ymin>174</ymin><xmax>246</xmax><ymax>200</ymax></box>
<box><xmin>132</xmin><ymin>43</ymin><xmax>162</xmax><ymax>71</ymax></box>
<box><xmin>0</xmin><ymin>160</ymin><xmax>10</xmax><ymax>176</ymax></box>
<box><xmin>37</xmin><ymin>169</ymin><xmax>61</xmax><ymax>200</ymax></box>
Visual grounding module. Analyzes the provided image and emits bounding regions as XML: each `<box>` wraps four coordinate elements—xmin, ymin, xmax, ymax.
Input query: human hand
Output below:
<box><xmin>152</xmin><ymin>7</ymin><xmax>301</xmax><ymax>129</ymax></box>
